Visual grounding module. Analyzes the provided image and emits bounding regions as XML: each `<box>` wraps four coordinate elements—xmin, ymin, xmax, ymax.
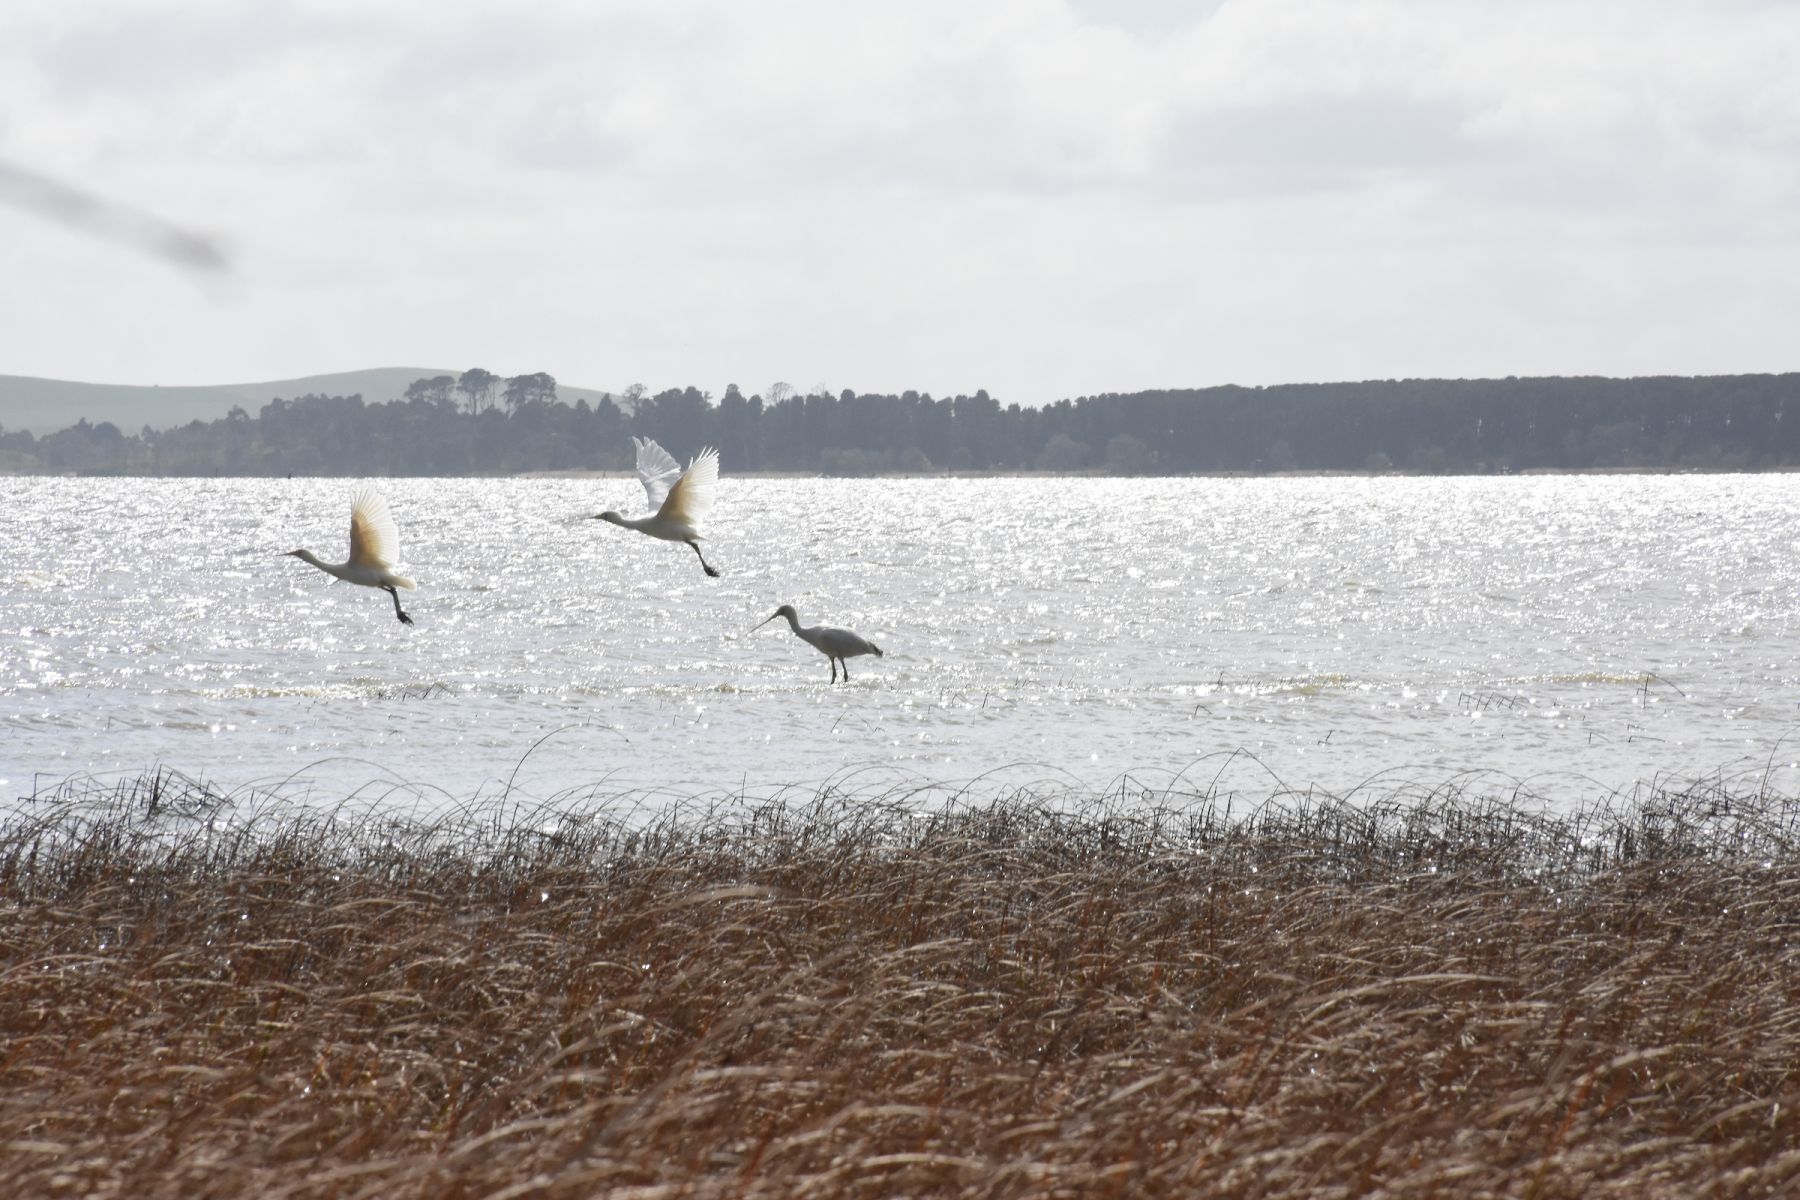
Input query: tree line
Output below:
<box><xmin>6</xmin><ymin>369</ymin><xmax>1800</xmax><ymax>476</ymax></box>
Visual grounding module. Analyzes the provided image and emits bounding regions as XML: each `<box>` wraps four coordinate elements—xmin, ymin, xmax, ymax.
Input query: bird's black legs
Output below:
<box><xmin>384</xmin><ymin>585</ymin><xmax>414</xmax><ymax>625</ymax></box>
<box><xmin>840</xmin><ymin>658</ymin><xmax>851</xmax><ymax>682</ymax></box>
<box><xmin>829</xmin><ymin>659</ymin><xmax>838</xmax><ymax>684</ymax></box>
<box><xmin>689</xmin><ymin>541</ymin><xmax>722</xmax><ymax>578</ymax></box>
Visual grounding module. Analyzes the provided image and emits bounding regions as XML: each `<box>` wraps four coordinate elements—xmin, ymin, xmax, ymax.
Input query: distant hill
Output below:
<box><xmin>0</xmin><ymin>368</ymin><xmax>618</xmax><ymax>434</ymax></box>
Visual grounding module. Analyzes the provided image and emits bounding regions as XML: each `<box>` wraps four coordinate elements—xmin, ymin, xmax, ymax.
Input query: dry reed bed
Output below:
<box><xmin>2</xmin><ymin>772</ymin><xmax>1798</xmax><ymax>1198</ymax></box>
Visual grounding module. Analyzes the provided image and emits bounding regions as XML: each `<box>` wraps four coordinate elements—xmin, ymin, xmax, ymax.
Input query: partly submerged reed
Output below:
<box><xmin>2</xmin><ymin>769</ymin><xmax>1797</xmax><ymax>1198</ymax></box>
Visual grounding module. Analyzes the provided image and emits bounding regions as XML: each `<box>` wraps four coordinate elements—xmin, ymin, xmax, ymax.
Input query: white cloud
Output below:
<box><xmin>2</xmin><ymin>0</ymin><xmax>1798</xmax><ymax>403</ymax></box>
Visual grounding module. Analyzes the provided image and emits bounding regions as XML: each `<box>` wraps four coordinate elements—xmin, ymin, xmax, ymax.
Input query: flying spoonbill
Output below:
<box><xmin>592</xmin><ymin>437</ymin><xmax>722</xmax><ymax>577</ymax></box>
<box><xmin>284</xmin><ymin>487</ymin><xmax>417</xmax><ymax>625</ymax></box>
<box><xmin>754</xmin><ymin>605</ymin><xmax>884</xmax><ymax>683</ymax></box>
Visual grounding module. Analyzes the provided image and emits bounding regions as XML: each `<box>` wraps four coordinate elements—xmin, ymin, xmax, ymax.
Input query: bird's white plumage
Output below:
<box><xmin>632</xmin><ymin>436</ymin><xmax>684</xmax><ymax>514</ymax></box>
<box><xmin>347</xmin><ymin>486</ymin><xmax>401</xmax><ymax>570</ymax></box>
<box><xmin>657</xmin><ymin>445</ymin><xmax>719</xmax><ymax>526</ymax></box>
<box><xmin>285</xmin><ymin>486</ymin><xmax>417</xmax><ymax>623</ymax></box>
<box><xmin>755</xmin><ymin>605</ymin><xmax>883</xmax><ymax>682</ymax></box>
<box><xmin>593</xmin><ymin>439</ymin><xmax>725</xmax><ymax>575</ymax></box>
<box><xmin>799</xmin><ymin>625</ymin><xmax>880</xmax><ymax>659</ymax></box>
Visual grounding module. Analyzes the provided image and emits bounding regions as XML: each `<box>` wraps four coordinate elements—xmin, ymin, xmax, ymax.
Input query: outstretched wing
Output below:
<box><xmin>347</xmin><ymin>486</ymin><xmax>401</xmax><ymax>569</ymax></box>
<box><xmin>633</xmin><ymin>437</ymin><xmax>684</xmax><ymax>514</ymax></box>
<box><xmin>657</xmin><ymin>447</ymin><xmax>720</xmax><ymax>526</ymax></box>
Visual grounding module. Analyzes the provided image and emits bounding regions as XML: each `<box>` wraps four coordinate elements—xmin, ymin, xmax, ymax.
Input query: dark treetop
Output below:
<box><xmin>6</xmin><ymin>370</ymin><xmax>1799</xmax><ymax>475</ymax></box>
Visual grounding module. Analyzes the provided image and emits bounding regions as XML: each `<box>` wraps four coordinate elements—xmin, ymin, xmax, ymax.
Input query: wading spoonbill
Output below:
<box><xmin>284</xmin><ymin>487</ymin><xmax>417</xmax><ymax>625</ymax></box>
<box><xmin>754</xmin><ymin>605</ymin><xmax>883</xmax><ymax>683</ymax></box>
<box><xmin>592</xmin><ymin>437</ymin><xmax>722</xmax><ymax>577</ymax></box>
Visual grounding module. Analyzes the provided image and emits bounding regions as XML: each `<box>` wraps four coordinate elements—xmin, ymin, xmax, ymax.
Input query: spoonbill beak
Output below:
<box><xmin>750</xmin><ymin>611</ymin><xmax>781</xmax><ymax>634</ymax></box>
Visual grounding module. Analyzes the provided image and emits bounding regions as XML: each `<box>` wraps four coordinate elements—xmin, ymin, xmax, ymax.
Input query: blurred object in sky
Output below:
<box><xmin>0</xmin><ymin>157</ymin><xmax>227</xmax><ymax>274</ymax></box>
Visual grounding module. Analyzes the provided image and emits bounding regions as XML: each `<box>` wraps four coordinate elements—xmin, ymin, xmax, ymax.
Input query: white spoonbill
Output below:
<box><xmin>283</xmin><ymin>486</ymin><xmax>417</xmax><ymax>625</ymax></box>
<box><xmin>754</xmin><ymin>605</ymin><xmax>884</xmax><ymax>683</ymax></box>
<box><xmin>591</xmin><ymin>437</ymin><xmax>723</xmax><ymax>577</ymax></box>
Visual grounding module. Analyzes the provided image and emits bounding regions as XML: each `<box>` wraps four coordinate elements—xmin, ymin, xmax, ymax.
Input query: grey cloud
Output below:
<box><xmin>37</xmin><ymin>8</ymin><xmax>336</xmax><ymax>98</ymax></box>
<box><xmin>1066</xmin><ymin>0</ymin><xmax>1227</xmax><ymax>38</ymax></box>
<box><xmin>1160</xmin><ymin>93</ymin><xmax>1485</xmax><ymax>192</ymax></box>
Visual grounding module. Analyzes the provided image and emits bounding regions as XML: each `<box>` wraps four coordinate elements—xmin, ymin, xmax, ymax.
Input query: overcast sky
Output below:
<box><xmin>4</xmin><ymin>0</ymin><xmax>1797</xmax><ymax>404</ymax></box>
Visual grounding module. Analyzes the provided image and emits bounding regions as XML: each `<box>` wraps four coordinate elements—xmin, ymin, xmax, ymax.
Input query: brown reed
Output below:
<box><xmin>1</xmin><ymin>770</ymin><xmax>1797</xmax><ymax>1198</ymax></box>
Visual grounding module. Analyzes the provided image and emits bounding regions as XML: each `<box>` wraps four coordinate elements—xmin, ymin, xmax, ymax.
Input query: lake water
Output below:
<box><xmin>5</xmin><ymin>474</ymin><xmax>1800</xmax><ymax>814</ymax></box>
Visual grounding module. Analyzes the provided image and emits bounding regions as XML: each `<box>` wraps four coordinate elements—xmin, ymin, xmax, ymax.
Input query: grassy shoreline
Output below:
<box><xmin>3</xmin><ymin>776</ymin><xmax>1797</xmax><ymax>1197</ymax></box>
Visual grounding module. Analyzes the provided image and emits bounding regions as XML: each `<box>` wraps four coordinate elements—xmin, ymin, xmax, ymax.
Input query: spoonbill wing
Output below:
<box><xmin>633</xmin><ymin>436</ymin><xmax>684</xmax><ymax>514</ymax></box>
<box><xmin>657</xmin><ymin>447</ymin><xmax>720</xmax><ymax>526</ymax></box>
<box><xmin>816</xmin><ymin>627</ymin><xmax>869</xmax><ymax>657</ymax></box>
<box><xmin>347</xmin><ymin>486</ymin><xmax>401</xmax><ymax>569</ymax></box>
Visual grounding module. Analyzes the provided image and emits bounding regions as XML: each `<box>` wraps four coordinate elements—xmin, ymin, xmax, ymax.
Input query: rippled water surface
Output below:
<box><xmin>6</xmin><ymin>474</ymin><xmax>1800</xmax><ymax>811</ymax></box>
